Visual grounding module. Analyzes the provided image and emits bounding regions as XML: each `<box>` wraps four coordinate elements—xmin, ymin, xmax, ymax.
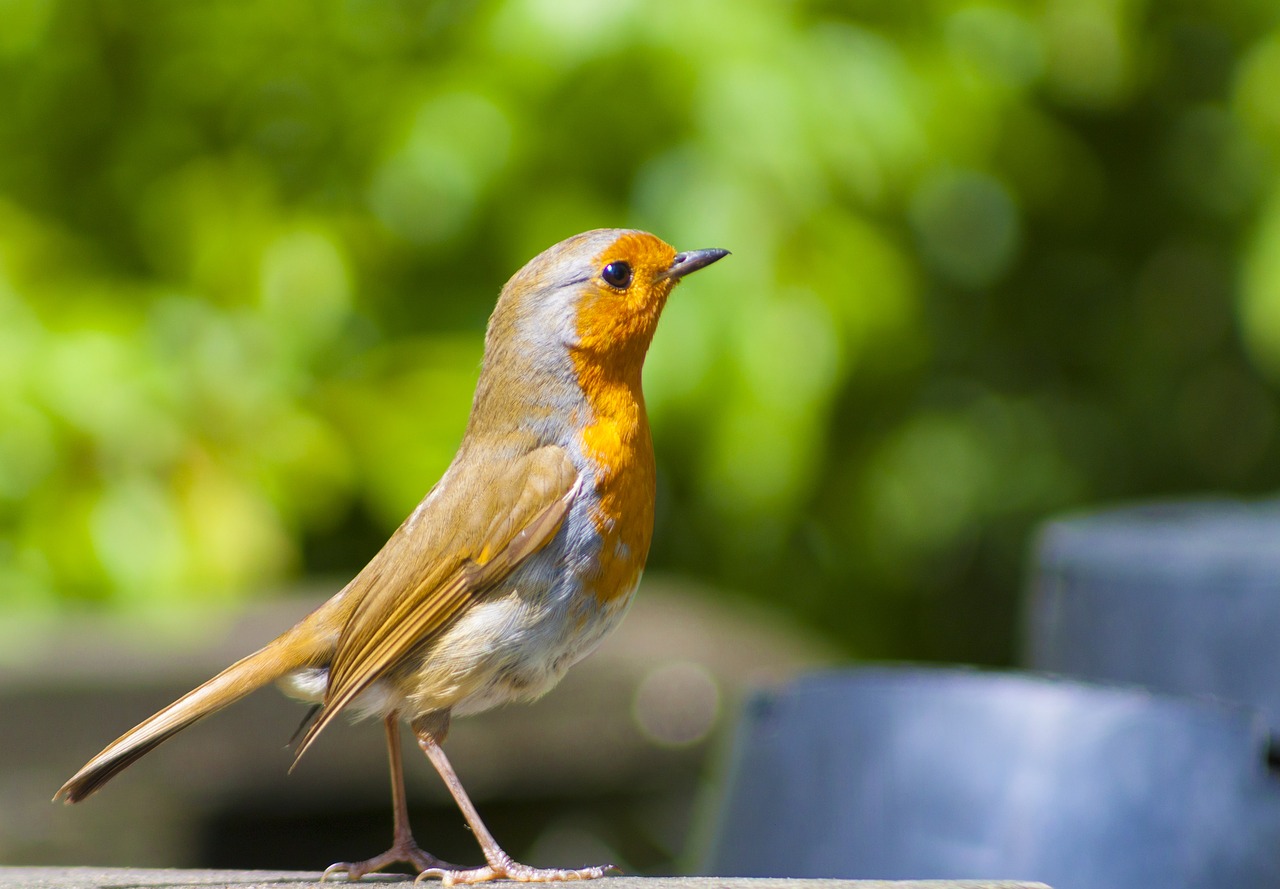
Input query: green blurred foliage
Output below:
<box><xmin>3</xmin><ymin>0</ymin><xmax>1280</xmax><ymax>663</ymax></box>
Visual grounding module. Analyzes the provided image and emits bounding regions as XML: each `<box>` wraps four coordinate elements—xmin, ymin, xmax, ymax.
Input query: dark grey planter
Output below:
<box><xmin>1027</xmin><ymin>498</ymin><xmax>1280</xmax><ymax>735</ymax></box>
<box><xmin>703</xmin><ymin>667</ymin><xmax>1280</xmax><ymax>888</ymax></box>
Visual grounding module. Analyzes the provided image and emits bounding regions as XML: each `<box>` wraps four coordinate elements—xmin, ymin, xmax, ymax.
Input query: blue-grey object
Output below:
<box><xmin>703</xmin><ymin>667</ymin><xmax>1280</xmax><ymax>888</ymax></box>
<box><xmin>1028</xmin><ymin>498</ymin><xmax>1280</xmax><ymax>733</ymax></box>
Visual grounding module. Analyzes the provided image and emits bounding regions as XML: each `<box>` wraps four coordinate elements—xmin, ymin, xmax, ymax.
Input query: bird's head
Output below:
<box><xmin>468</xmin><ymin>229</ymin><xmax>728</xmax><ymax>445</ymax></box>
<box><xmin>485</xmin><ymin>228</ymin><xmax>728</xmax><ymax>388</ymax></box>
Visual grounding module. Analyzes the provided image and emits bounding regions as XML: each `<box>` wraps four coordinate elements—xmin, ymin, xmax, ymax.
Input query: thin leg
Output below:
<box><xmin>323</xmin><ymin>713</ymin><xmax>456</xmax><ymax>881</ymax></box>
<box><xmin>415</xmin><ymin>731</ymin><xmax>616</xmax><ymax>885</ymax></box>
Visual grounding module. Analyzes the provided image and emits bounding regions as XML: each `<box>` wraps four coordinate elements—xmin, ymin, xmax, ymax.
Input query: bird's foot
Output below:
<box><xmin>324</xmin><ymin>841</ymin><xmax>458</xmax><ymax>881</ymax></box>
<box><xmin>416</xmin><ymin>851</ymin><xmax>618</xmax><ymax>885</ymax></box>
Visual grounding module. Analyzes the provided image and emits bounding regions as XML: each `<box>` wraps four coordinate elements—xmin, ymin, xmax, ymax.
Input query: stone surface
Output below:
<box><xmin>0</xmin><ymin>869</ymin><xmax>1052</xmax><ymax>889</ymax></box>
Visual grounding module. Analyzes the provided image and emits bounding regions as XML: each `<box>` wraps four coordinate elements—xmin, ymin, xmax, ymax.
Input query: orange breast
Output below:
<box><xmin>568</xmin><ymin>232</ymin><xmax>676</xmax><ymax>603</ymax></box>
<box><xmin>570</xmin><ymin>372</ymin><xmax>654</xmax><ymax>604</ymax></box>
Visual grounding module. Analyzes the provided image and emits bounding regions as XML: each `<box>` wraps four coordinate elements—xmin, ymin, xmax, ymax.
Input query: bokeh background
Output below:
<box><xmin>5</xmin><ymin>0</ymin><xmax>1280</xmax><ymax>873</ymax></box>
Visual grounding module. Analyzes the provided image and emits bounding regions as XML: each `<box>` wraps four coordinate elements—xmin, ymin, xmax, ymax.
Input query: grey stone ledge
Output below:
<box><xmin>0</xmin><ymin>869</ymin><xmax>1051</xmax><ymax>889</ymax></box>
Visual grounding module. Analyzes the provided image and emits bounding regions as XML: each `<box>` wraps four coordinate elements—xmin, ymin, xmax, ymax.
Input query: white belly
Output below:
<box><xmin>277</xmin><ymin>575</ymin><xmax>640</xmax><ymax>722</ymax></box>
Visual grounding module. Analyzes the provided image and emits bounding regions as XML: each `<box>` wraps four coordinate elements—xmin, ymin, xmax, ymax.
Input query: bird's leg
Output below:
<box><xmin>324</xmin><ymin>712</ymin><xmax>457</xmax><ymax>881</ymax></box>
<box><xmin>411</xmin><ymin>716</ymin><xmax>616</xmax><ymax>885</ymax></box>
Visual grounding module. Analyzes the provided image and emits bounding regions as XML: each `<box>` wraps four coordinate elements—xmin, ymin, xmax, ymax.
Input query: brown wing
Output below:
<box><xmin>292</xmin><ymin>445</ymin><xmax>580</xmax><ymax>761</ymax></box>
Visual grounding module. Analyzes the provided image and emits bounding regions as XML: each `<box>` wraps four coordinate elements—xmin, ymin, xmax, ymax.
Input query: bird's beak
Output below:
<box><xmin>660</xmin><ymin>247</ymin><xmax>730</xmax><ymax>281</ymax></box>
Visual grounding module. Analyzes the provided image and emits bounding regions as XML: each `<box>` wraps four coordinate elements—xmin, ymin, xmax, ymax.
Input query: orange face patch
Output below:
<box><xmin>572</xmin><ymin>232</ymin><xmax>678</xmax><ymax>372</ymax></box>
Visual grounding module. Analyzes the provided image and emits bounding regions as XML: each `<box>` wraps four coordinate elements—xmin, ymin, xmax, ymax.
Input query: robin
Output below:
<box><xmin>56</xmin><ymin>229</ymin><xmax>729</xmax><ymax>884</ymax></box>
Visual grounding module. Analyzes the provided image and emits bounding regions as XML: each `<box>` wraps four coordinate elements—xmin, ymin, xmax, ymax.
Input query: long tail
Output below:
<box><xmin>55</xmin><ymin>603</ymin><xmax>342</xmax><ymax>804</ymax></box>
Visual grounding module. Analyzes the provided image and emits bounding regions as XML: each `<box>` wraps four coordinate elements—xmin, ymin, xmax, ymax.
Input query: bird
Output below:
<box><xmin>55</xmin><ymin>229</ymin><xmax>729</xmax><ymax>885</ymax></box>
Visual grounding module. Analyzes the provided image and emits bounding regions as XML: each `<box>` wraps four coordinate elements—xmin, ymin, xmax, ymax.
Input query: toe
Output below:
<box><xmin>415</xmin><ymin>861</ymin><xmax>615</xmax><ymax>884</ymax></box>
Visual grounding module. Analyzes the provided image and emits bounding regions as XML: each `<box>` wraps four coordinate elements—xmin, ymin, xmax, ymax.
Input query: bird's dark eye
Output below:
<box><xmin>601</xmin><ymin>260</ymin><xmax>632</xmax><ymax>289</ymax></box>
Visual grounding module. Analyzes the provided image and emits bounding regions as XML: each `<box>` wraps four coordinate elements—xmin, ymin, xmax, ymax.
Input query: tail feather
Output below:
<box><xmin>56</xmin><ymin>614</ymin><xmax>336</xmax><ymax>804</ymax></box>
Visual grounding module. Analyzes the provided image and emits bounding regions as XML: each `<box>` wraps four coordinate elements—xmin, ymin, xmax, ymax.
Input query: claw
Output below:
<box><xmin>321</xmin><ymin>862</ymin><xmax>353</xmax><ymax>882</ymax></box>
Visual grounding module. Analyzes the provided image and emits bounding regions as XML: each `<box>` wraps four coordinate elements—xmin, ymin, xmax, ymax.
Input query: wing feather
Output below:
<box><xmin>292</xmin><ymin>446</ymin><xmax>580</xmax><ymax>760</ymax></box>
